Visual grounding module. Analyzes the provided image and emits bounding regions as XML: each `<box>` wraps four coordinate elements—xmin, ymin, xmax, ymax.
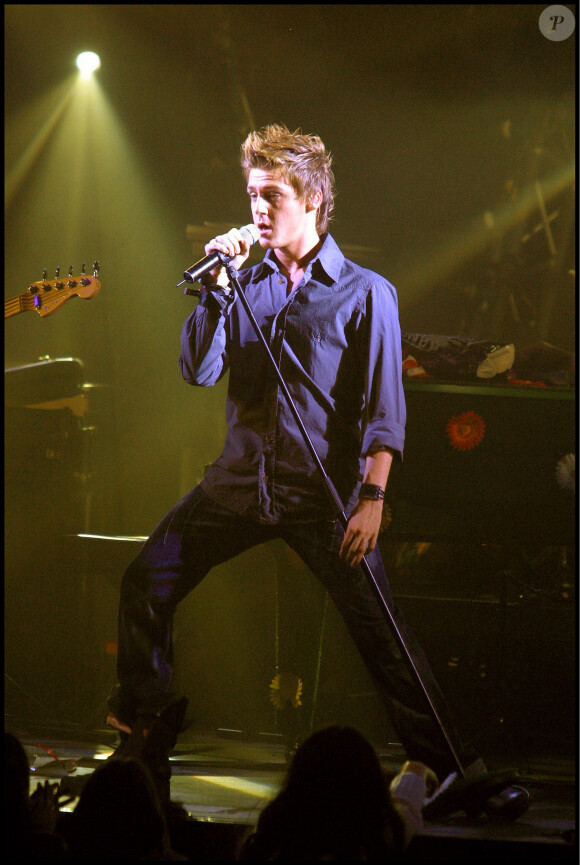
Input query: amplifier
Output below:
<box><xmin>386</xmin><ymin>382</ymin><xmax>575</xmax><ymax>543</ymax></box>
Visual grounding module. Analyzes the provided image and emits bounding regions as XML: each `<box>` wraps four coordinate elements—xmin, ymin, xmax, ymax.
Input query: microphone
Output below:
<box><xmin>178</xmin><ymin>223</ymin><xmax>260</xmax><ymax>287</ymax></box>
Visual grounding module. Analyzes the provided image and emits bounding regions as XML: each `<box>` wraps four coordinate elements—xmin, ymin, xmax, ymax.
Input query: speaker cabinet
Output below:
<box><xmin>387</xmin><ymin>382</ymin><xmax>576</xmax><ymax>543</ymax></box>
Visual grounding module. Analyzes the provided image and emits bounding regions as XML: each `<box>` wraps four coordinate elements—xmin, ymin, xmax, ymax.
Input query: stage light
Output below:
<box><xmin>76</xmin><ymin>51</ymin><xmax>101</xmax><ymax>78</ymax></box>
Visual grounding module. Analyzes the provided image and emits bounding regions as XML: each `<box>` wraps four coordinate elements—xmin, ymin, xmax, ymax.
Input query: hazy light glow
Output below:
<box><xmin>398</xmin><ymin>159</ymin><xmax>575</xmax><ymax>306</ymax></box>
<box><xmin>195</xmin><ymin>775</ymin><xmax>277</xmax><ymax>798</ymax></box>
<box><xmin>5</xmin><ymin>77</ymin><xmax>76</xmax><ymax>210</ymax></box>
<box><xmin>76</xmin><ymin>51</ymin><xmax>101</xmax><ymax>78</ymax></box>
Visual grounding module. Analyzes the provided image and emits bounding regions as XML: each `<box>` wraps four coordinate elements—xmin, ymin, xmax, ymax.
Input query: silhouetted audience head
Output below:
<box><xmin>68</xmin><ymin>756</ymin><xmax>170</xmax><ymax>860</ymax></box>
<box><xmin>5</xmin><ymin>732</ymin><xmax>68</xmax><ymax>860</ymax></box>
<box><xmin>238</xmin><ymin>725</ymin><xmax>405</xmax><ymax>860</ymax></box>
<box><xmin>5</xmin><ymin>732</ymin><xmax>35</xmax><ymax>858</ymax></box>
<box><xmin>5</xmin><ymin>732</ymin><xmax>30</xmax><ymax>799</ymax></box>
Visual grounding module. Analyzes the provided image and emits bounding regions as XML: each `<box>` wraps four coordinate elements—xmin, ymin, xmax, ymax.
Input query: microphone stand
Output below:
<box><xmin>200</xmin><ymin>254</ymin><xmax>467</xmax><ymax>778</ymax></box>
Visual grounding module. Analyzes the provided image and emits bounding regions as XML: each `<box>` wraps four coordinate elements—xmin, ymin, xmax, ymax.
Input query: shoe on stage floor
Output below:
<box><xmin>483</xmin><ymin>784</ymin><xmax>531</xmax><ymax>821</ymax></box>
<box><xmin>106</xmin><ymin>692</ymin><xmax>190</xmax><ymax>760</ymax></box>
<box><xmin>422</xmin><ymin>768</ymin><xmax>530</xmax><ymax>821</ymax></box>
<box><xmin>104</xmin><ymin>696</ymin><xmax>190</xmax><ymax>813</ymax></box>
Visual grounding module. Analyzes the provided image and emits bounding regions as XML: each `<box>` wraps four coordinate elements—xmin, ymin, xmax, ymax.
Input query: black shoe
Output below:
<box><xmin>106</xmin><ymin>691</ymin><xmax>190</xmax><ymax>760</ymax></box>
<box><xmin>483</xmin><ymin>784</ymin><xmax>531</xmax><ymax>821</ymax></box>
<box><xmin>423</xmin><ymin>768</ymin><xmax>524</xmax><ymax>821</ymax></box>
<box><xmin>105</xmin><ymin>696</ymin><xmax>190</xmax><ymax>811</ymax></box>
<box><xmin>106</xmin><ymin>690</ymin><xmax>190</xmax><ymax>736</ymax></box>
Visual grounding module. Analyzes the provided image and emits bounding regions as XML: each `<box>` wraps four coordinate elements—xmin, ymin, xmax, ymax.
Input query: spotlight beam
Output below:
<box><xmin>5</xmin><ymin>81</ymin><xmax>76</xmax><ymax>211</ymax></box>
<box><xmin>398</xmin><ymin>160</ymin><xmax>575</xmax><ymax>307</ymax></box>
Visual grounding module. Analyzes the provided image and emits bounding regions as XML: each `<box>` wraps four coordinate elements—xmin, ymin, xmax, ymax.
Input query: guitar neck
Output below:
<box><xmin>4</xmin><ymin>295</ymin><xmax>36</xmax><ymax>318</ymax></box>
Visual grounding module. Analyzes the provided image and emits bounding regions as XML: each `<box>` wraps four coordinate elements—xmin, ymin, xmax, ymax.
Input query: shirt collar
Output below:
<box><xmin>251</xmin><ymin>234</ymin><xmax>344</xmax><ymax>285</ymax></box>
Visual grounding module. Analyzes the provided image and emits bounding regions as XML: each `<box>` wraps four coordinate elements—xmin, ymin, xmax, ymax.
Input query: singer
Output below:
<box><xmin>106</xmin><ymin>124</ymin><xmax>527</xmax><ymax>820</ymax></box>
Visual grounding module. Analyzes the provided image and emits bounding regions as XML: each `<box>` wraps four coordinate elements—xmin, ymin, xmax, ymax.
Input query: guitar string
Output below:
<box><xmin>5</xmin><ymin>298</ymin><xmax>25</xmax><ymax>316</ymax></box>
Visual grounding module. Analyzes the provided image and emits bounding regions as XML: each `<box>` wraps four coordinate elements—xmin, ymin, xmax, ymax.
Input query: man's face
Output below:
<box><xmin>246</xmin><ymin>168</ymin><xmax>312</xmax><ymax>250</ymax></box>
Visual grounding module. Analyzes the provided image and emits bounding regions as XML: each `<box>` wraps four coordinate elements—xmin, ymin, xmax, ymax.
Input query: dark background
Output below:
<box><xmin>5</xmin><ymin>6</ymin><xmax>576</xmax><ymax>747</ymax></box>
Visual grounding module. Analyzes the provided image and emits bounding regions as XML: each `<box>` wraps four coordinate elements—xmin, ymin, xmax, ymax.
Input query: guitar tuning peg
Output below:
<box><xmin>68</xmin><ymin>266</ymin><xmax>74</xmax><ymax>278</ymax></box>
<box><xmin>81</xmin><ymin>263</ymin><xmax>86</xmax><ymax>275</ymax></box>
<box><xmin>43</xmin><ymin>268</ymin><xmax>48</xmax><ymax>281</ymax></box>
<box><xmin>54</xmin><ymin>266</ymin><xmax>65</xmax><ymax>289</ymax></box>
<box><xmin>93</xmin><ymin>260</ymin><xmax>100</xmax><ymax>276</ymax></box>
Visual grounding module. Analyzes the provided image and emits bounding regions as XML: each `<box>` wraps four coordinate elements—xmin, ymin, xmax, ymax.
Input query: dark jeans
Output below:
<box><xmin>112</xmin><ymin>485</ymin><xmax>478</xmax><ymax>780</ymax></box>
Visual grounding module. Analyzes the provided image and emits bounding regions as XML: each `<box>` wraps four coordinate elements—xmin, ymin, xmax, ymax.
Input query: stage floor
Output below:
<box><xmin>9</xmin><ymin>717</ymin><xmax>577</xmax><ymax>860</ymax></box>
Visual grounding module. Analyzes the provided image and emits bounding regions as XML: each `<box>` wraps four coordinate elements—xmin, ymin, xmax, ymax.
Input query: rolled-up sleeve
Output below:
<box><xmin>360</xmin><ymin>278</ymin><xmax>406</xmax><ymax>461</ymax></box>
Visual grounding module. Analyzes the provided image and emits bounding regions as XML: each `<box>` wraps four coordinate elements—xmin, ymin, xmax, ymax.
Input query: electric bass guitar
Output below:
<box><xmin>4</xmin><ymin>263</ymin><xmax>101</xmax><ymax>319</ymax></box>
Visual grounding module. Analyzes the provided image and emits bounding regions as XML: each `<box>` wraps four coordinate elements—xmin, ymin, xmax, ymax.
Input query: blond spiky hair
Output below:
<box><xmin>241</xmin><ymin>124</ymin><xmax>335</xmax><ymax>234</ymax></box>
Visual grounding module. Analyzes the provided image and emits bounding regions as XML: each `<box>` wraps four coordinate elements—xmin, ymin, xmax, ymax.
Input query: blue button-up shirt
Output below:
<box><xmin>179</xmin><ymin>234</ymin><xmax>406</xmax><ymax>523</ymax></box>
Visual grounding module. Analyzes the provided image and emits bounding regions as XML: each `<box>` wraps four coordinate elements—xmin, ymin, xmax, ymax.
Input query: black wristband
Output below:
<box><xmin>358</xmin><ymin>483</ymin><xmax>385</xmax><ymax>501</ymax></box>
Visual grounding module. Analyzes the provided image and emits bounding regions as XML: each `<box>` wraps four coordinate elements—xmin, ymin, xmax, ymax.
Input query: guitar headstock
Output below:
<box><xmin>25</xmin><ymin>262</ymin><xmax>101</xmax><ymax>317</ymax></box>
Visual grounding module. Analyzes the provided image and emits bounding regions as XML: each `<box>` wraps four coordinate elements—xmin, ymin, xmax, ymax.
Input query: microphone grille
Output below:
<box><xmin>240</xmin><ymin>223</ymin><xmax>260</xmax><ymax>245</ymax></box>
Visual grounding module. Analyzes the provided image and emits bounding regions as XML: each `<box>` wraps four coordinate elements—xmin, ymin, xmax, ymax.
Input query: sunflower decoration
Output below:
<box><xmin>379</xmin><ymin>502</ymin><xmax>393</xmax><ymax>534</ymax></box>
<box><xmin>269</xmin><ymin>673</ymin><xmax>303</xmax><ymax>710</ymax></box>
<box><xmin>446</xmin><ymin>410</ymin><xmax>486</xmax><ymax>452</ymax></box>
<box><xmin>555</xmin><ymin>453</ymin><xmax>575</xmax><ymax>493</ymax></box>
